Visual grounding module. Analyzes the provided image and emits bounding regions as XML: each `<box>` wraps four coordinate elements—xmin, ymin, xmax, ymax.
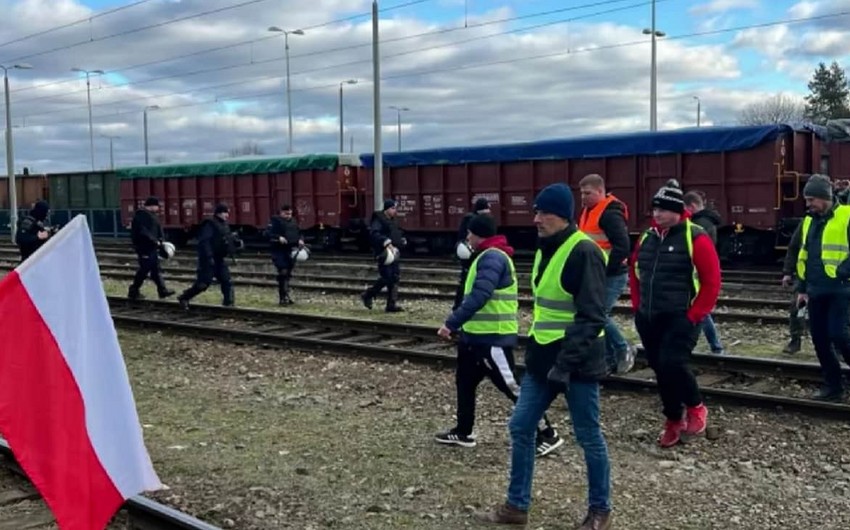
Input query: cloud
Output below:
<box><xmin>690</xmin><ymin>0</ymin><xmax>760</xmax><ymax>16</ymax></box>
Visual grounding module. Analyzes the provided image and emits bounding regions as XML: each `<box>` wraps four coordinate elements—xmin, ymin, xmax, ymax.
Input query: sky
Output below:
<box><xmin>0</xmin><ymin>0</ymin><xmax>848</xmax><ymax>173</ymax></box>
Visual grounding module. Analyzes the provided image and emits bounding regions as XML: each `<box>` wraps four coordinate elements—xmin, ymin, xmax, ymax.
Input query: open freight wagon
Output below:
<box><xmin>359</xmin><ymin>124</ymin><xmax>849</xmax><ymax>262</ymax></box>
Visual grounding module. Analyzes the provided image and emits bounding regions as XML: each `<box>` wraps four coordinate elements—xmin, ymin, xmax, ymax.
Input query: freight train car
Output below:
<box><xmin>116</xmin><ymin>154</ymin><xmax>363</xmax><ymax>247</ymax></box>
<box><xmin>358</xmin><ymin>123</ymin><xmax>849</xmax><ymax>262</ymax></box>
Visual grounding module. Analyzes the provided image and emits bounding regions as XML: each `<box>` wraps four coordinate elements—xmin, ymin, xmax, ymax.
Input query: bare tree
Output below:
<box><xmin>738</xmin><ymin>94</ymin><xmax>807</xmax><ymax>125</ymax></box>
<box><xmin>224</xmin><ymin>141</ymin><xmax>265</xmax><ymax>158</ymax></box>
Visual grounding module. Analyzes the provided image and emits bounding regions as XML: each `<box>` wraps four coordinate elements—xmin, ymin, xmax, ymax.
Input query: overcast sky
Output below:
<box><xmin>0</xmin><ymin>0</ymin><xmax>847</xmax><ymax>173</ymax></box>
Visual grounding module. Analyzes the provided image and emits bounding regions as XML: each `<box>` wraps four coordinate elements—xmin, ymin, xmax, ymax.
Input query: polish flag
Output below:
<box><xmin>0</xmin><ymin>215</ymin><xmax>162</xmax><ymax>529</ymax></box>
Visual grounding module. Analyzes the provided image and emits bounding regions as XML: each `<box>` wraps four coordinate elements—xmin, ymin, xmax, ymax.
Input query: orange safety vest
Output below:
<box><xmin>578</xmin><ymin>194</ymin><xmax>629</xmax><ymax>253</ymax></box>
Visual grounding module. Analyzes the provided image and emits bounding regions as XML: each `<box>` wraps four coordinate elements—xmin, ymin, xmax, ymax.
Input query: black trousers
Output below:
<box><xmin>455</xmin><ymin>342</ymin><xmax>554</xmax><ymax>437</ymax></box>
<box><xmin>272</xmin><ymin>251</ymin><xmax>296</xmax><ymax>301</ymax></box>
<box><xmin>180</xmin><ymin>257</ymin><xmax>233</xmax><ymax>305</ymax></box>
<box><xmin>453</xmin><ymin>260</ymin><xmax>471</xmax><ymax>311</ymax></box>
<box><xmin>788</xmin><ymin>291</ymin><xmax>805</xmax><ymax>340</ymax></box>
<box><xmin>807</xmin><ymin>292</ymin><xmax>850</xmax><ymax>391</ymax></box>
<box><xmin>635</xmin><ymin>312</ymin><xmax>701</xmax><ymax>421</ymax></box>
<box><xmin>130</xmin><ymin>250</ymin><xmax>168</xmax><ymax>295</ymax></box>
<box><xmin>365</xmin><ymin>261</ymin><xmax>400</xmax><ymax>307</ymax></box>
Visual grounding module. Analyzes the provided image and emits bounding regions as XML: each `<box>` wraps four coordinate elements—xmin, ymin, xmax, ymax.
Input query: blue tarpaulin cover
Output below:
<box><xmin>360</xmin><ymin>124</ymin><xmax>800</xmax><ymax>168</ymax></box>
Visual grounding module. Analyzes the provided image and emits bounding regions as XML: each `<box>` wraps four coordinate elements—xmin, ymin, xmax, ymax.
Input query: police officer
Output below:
<box><xmin>128</xmin><ymin>196</ymin><xmax>175</xmax><ymax>300</ymax></box>
<box><xmin>267</xmin><ymin>205</ymin><xmax>304</xmax><ymax>305</ymax></box>
<box><xmin>178</xmin><ymin>203</ymin><xmax>237</xmax><ymax>309</ymax></box>
<box><xmin>453</xmin><ymin>197</ymin><xmax>491</xmax><ymax>310</ymax></box>
<box><xmin>16</xmin><ymin>200</ymin><xmax>54</xmax><ymax>262</ymax></box>
<box><xmin>795</xmin><ymin>174</ymin><xmax>850</xmax><ymax>401</ymax></box>
<box><xmin>361</xmin><ymin>199</ymin><xmax>405</xmax><ymax>312</ymax></box>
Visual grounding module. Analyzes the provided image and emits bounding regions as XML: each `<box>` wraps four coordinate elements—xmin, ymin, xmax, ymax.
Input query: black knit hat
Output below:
<box><xmin>803</xmin><ymin>174</ymin><xmax>833</xmax><ymax>201</ymax></box>
<box><xmin>214</xmin><ymin>203</ymin><xmax>230</xmax><ymax>215</ymax></box>
<box><xmin>473</xmin><ymin>197</ymin><xmax>490</xmax><ymax>213</ymax></box>
<box><xmin>652</xmin><ymin>179</ymin><xmax>685</xmax><ymax>214</ymax></box>
<box><xmin>468</xmin><ymin>214</ymin><xmax>497</xmax><ymax>238</ymax></box>
<box><xmin>144</xmin><ymin>196</ymin><xmax>160</xmax><ymax>207</ymax></box>
<box><xmin>383</xmin><ymin>199</ymin><xmax>397</xmax><ymax>211</ymax></box>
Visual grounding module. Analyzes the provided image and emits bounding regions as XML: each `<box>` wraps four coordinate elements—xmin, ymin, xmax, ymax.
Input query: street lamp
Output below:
<box><xmin>339</xmin><ymin>79</ymin><xmax>357</xmax><ymax>153</ymax></box>
<box><xmin>268</xmin><ymin>26</ymin><xmax>305</xmax><ymax>154</ymax></box>
<box><xmin>100</xmin><ymin>134</ymin><xmax>120</xmax><ymax>170</ymax></box>
<box><xmin>389</xmin><ymin>106</ymin><xmax>410</xmax><ymax>151</ymax></box>
<box><xmin>143</xmin><ymin>105</ymin><xmax>159</xmax><ymax>165</ymax></box>
<box><xmin>693</xmin><ymin>96</ymin><xmax>701</xmax><ymax>127</ymax></box>
<box><xmin>71</xmin><ymin>67</ymin><xmax>105</xmax><ymax>170</ymax></box>
<box><xmin>642</xmin><ymin>0</ymin><xmax>665</xmax><ymax>132</ymax></box>
<box><xmin>2</xmin><ymin>63</ymin><xmax>32</xmax><ymax>242</ymax></box>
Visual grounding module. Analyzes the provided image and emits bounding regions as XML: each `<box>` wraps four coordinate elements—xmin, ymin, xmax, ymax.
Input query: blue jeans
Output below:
<box><xmin>507</xmin><ymin>374</ymin><xmax>611</xmax><ymax>513</ymax></box>
<box><xmin>700</xmin><ymin>314</ymin><xmax>723</xmax><ymax>351</ymax></box>
<box><xmin>604</xmin><ymin>273</ymin><xmax>629</xmax><ymax>367</ymax></box>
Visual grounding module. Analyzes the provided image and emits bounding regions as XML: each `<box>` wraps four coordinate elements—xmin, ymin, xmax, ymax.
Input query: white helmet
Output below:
<box><xmin>159</xmin><ymin>241</ymin><xmax>176</xmax><ymax>260</ymax></box>
<box><xmin>456</xmin><ymin>241</ymin><xmax>473</xmax><ymax>260</ymax></box>
<box><xmin>291</xmin><ymin>247</ymin><xmax>310</xmax><ymax>262</ymax></box>
<box><xmin>381</xmin><ymin>245</ymin><xmax>400</xmax><ymax>265</ymax></box>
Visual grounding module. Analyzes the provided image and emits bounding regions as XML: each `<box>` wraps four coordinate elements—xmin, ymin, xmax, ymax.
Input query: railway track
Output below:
<box><xmin>0</xmin><ymin>439</ymin><xmax>220</xmax><ymax>529</ymax></box>
<box><xmin>108</xmin><ymin>297</ymin><xmax>850</xmax><ymax>418</ymax></box>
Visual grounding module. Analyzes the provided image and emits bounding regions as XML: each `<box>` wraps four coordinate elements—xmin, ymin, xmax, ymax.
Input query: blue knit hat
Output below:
<box><xmin>383</xmin><ymin>199</ymin><xmax>397</xmax><ymax>211</ymax></box>
<box><xmin>533</xmin><ymin>183</ymin><xmax>574</xmax><ymax>221</ymax></box>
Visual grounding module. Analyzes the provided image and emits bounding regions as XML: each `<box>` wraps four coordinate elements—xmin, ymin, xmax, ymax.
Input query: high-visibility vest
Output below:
<box><xmin>796</xmin><ymin>205</ymin><xmax>850</xmax><ymax>280</ymax></box>
<box><xmin>634</xmin><ymin>219</ymin><xmax>702</xmax><ymax>306</ymax></box>
<box><xmin>578</xmin><ymin>194</ymin><xmax>629</xmax><ymax>254</ymax></box>
<box><xmin>529</xmin><ymin>231</ymin><xmax>607</xmax><ymax>345</ymax></box>
<box><xmin>460</xmin><ymin>248</ymin><xmax>519</xmax><ymax>336</ymax></box>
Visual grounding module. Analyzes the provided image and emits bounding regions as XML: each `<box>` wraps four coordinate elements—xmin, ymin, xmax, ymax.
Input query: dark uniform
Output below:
<box><xmin>178</xmin><ymin>204</ymin><xmax>238</xmax><ymax>308</ymax></box>
<box><xmin>361</xmin><ymin>199</ymin><xmax>405</xmax><ymax>312</ymax></box>
<box><xmin>128</xmin><ymin>196</ymin><xmax>174</xmax><ymax>300</ymax></box>
<box><xmin>453</xmin><ymin>197</ymin><xmax>491</xmax><ymax>310</ymax></box>
<box><xmin>266</xmin><ymin>206</ymin><xmax>303</xmax><ymax>305</ymax></box>
<box><xmin>16</xmin><ymin>201</ymin><xmax>54</xmax><ymax>262</ymax></box>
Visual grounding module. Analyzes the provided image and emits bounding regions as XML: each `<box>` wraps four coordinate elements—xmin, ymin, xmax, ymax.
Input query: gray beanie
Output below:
<box><xmin>803</xmin><ymin>174</ymin><xmax>833</xmax><ymax>201</ymax></box>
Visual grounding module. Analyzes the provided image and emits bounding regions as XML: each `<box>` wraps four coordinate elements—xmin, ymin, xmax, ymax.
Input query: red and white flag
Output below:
<box><xmin>0</xmin><ymin>214</ymin><xmax>162</xmax><ymax>529</ymax></box>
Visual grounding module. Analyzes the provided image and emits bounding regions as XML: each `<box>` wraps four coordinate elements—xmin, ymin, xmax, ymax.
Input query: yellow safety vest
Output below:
<box><xmin>797</xmin><ymin>205</ymin><xmax>850</xmax><ymax>280</ymax></box>
<box><xmin>529</xmin><ymin>231</ymin><xmax>606</xmax><ymax>345</ymax></box>
<box><xmin>634</xmin><ymin>220</ymin><xmax>702</xmax><ymax>305</ymax></box>
<box><xmin>460</xmin><ymin>248</ymin><xmax>519</xmax><ymax>336</ymax></box>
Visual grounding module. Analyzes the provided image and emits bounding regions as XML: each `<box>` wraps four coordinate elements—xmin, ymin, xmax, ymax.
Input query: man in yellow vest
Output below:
<box><xmin>796</xmin><ymin>174</ymin><xmax>850</xmax><ymax>401</ymax></box>
<box><xmin>578</xmin><ymin>173</ymin><xmax>634</xmax><ymax>374</ymax></box>
<box><xmin>477</xmin><ymin>183</ymin><xmax>612</xmax><ymax>530</ymax></box>
<box><xmin>436</xmin><ymin>214</ymin><xmax>564</xmax><ymax>457</ymax></box>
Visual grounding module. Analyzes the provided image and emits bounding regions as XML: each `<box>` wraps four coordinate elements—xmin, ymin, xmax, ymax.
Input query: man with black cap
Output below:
<box><xmin>361</xmin><ymin>199</ymin><xmax>406</xmax><ymax>312</ymax></box>
<box><xmin>266</xmin><ymin>205</ymin><xmax>304</xmax><ymax>305</ymax></box>
<box><xmin>477</xmin><ymin>183</ymin><xmax>612</xmax><ymax>530</ymax></box>
<box><xmin>178</xmin><ymin>203</ymin><xmax>237</xmax><ymax>309</ymax></box>
<box><xmin>629</xmin><ymin>179</ymin><xmax>721</xmax><ymax>448</ymax></box>
<box><xmin>795</xmin><ymin>174</ymin><xmax>850</xmax><ymax>401</ymax></box>
<box><xmin>128</xmin><ymin>196</ymin><xmax>175</xmax><ymax>300</ymax></box>
<box><xmin>453</xmin><ymin>197</ymin><xmax>492</xmax><ymax>310</ymax></box>
<box><xmin>435</xmin><ymin>213</ymin><xmax>564</xmax><ymax>458</ymax></box>
<box><xmin>16</xmin><ymin>200</ymin><xmax>55</xmax><ymax>262</ymax></box>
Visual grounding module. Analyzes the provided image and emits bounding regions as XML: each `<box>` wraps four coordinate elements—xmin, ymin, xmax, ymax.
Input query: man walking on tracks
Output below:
<box><xmin>577</xmin><ymin>173</ymin><xmax>634</xmax><ymax>374</ymax></box>
<box><xmin>266</xmin><ymin>205</ymin><xmax>304</xmax><ymax>305</ymax></box>
<box><xmin>477</xmin><ymin>183</ymin><xmax>613</xmax><ymax>530</ymax></box>
<box><xmin>435</xmin><ymin>214</ymin><xmax>564</xmax><ymax>457</ymax></box>
<box><xmin>453</xmin><ymin>197</ymin><xmax>491</xmax><ymax>310</ymax></box>
<box><xmin>796</xmin><ymin>174</ymin><xmax>850</xmax><ymax>401</ymax></box>
<box><xmin>684</xmin><ymin>191</ymin><xmax>726</xmax><ymax>355</ymax></box>
<box><xmin>178</xmin><ymin>204</ymin><xmax>237</xmax><ymax>309</ymax></box>
<box><xmin>16</xmin><ymin>200</ymin><xmax>56</xmax><ymax>262</ymax></box>
<box><xmin>630</xmin><ymin>180</ymin><xmax>721</xmax><ymax>448</ymax></box>
<box><xmin>361</xmin><ymin>199</ymin><xmax>406</xmax><ymax>313</ymax></box>
<box><xmin>128</xmin><ymin>196</ymin><xmax>175</xmax><ymax>301</ymax></box>
<box><xmin>781</xmin><ymin>221</ymin><xmax>805</xmax><ymax>354</ymax></box>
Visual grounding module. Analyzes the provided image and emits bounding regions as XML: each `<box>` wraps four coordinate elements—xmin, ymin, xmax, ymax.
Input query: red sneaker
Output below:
<box><xmin>658</xmin><ymin>419</ymin><xmax>687</xmax><ymax>448</ymax></box>
<box><xmin>684</xmin><ymin>404</ymin><xmax>708</xmax><ymax>436</ymax></box>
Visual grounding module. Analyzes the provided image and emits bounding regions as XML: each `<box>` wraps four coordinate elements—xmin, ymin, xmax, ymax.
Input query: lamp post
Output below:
<box><xmin>693</xmin><ymin>96</ymin><xmax>701</xmax><ymax>127</ymax></box>
<box><xmin>101</xmin><ymin>134</ymin><xmax>120</xmax><ymax>170</ymax></box>
<box><xmin>372</xmin><ymin>0</ymin><xmax>384</xmax><ymax>211</ymax></box>
<box><xmin>71</xmin><ymin>67</ymin><xmax>105</xmax><ymax>170</ymax></box>
<box><xmin>268</xmin><ymin>26</ymin><xmax>304</xmax><ymax>154</ymax></box>
<box><xmin>2</xmin><ymin>63</ymin><xmax>32</xmax><ymax>242</ymax></box>
<box><xmin>389</xmin><ymin>106</ymin><xmax>410</xmax><ymax>151</ymax></box>
<box><xmin>642</xmin><ymin>0</ymin><xmax>665</xmax><ymax>132</ymax></box>
<box><xmin>143</xmin><ymin>105</ymin><xmax>159</xmax><ymax>165</ymax></box>
<box><xmin>339</xmin><ymin>79</ymin><xmax>357</xmax><ymax>153</ymax></box>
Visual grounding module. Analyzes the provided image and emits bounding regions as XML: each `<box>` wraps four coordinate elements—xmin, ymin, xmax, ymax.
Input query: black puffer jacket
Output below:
<box><xmin>691</xmin><ymin>209</ymin><xmax>721</xmax><ymax>245</ymax></box>
<box><xmin>197</xmin><ymin>216</ymin><xmax>235</xmax><ymax>261</ymax></box>
<box><xmin>131</xmin><ymin>209</ymin><xmax>164</xmax><ymax>254</ymax></box>
<box><xmin>267</xmin><ymin>216</ymin><xmax>301</xmax><ymax>253</ymax></box>
<box><xmin>369</xmin><ymin>211</ymin><xmax>404</xmax><ymax>256</ymax></box>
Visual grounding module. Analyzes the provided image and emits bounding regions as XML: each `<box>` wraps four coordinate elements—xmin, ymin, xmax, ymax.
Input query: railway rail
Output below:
<box><xmin>0</xmin><ymin>439</ymin><xmax>220</xmax><ymax>529</ymax></box>
<box><xmin>109</xmin><ymin>297</ymin><xmax>849</xmax><ymax>418</ymax></box>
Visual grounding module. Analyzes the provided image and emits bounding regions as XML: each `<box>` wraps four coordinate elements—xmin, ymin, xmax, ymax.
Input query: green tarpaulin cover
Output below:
<box><xmin>115</xmin><ymin>154</ymin><xmax>361</xmax><ymax>179</ymax></box>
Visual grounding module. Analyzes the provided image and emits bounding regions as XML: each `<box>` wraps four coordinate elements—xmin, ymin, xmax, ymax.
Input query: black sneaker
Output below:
<box><xmin>360</xmin><ymin>292</ymin><xmax>373</xmax><ymax>310</ymax></box>
<box><xmin>158</xmin><ymin>289</ymin><xmax>176</xmax><ymax>300</ymax></box>
<box><xmin>783</xmin><ymin>338</ymin><xmax>801</xmax><ymax>354</ymax></box>
<box><xmin>178</xmin><ymin>297</ymin><xmax>190</xmax><ymax>310</ymax></box>
<box><xmin>536</xmin><ymin>431</ymin><xmax>565</xmax><ymax>457</ymax></box>
<box><xmin>812</xmin><ymin>386</ymin><xmax>844</xmax><ymax>402</ymax></box>
<box><xmin>128</xmin><ymin>291</ymin><xmax>144</xmax><ymax>301</ymax></box>
<box><xmin>434</xmin><ymin>429</ymin><xmax>476</xmax><ymax>448</ymax></box>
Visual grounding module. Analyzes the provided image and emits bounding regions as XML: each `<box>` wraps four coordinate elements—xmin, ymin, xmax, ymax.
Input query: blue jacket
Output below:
<box><xmin>445</xmin><ymin>236</ymin><xmax>518</xmax><ymax>347</ymax></box>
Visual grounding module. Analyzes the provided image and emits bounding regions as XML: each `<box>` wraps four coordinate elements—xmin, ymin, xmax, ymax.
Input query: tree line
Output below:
<box><xmin>739</xmin><ymin>61</ymin><xmax>850</xmax><ymax>126</ymax></box>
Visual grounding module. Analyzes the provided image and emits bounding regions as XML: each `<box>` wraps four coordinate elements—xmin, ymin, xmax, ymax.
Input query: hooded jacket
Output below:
<box><xmin>690</xmin><ymin>209</ymin><xmax>722</xmax><ymax>245</ymax></box>
<box><xmin>445</xmin><ymin>235</ymin><xmax>517</xmax><ymax>347</ymax></box>
<box><xmin>16</xmin><ymin>201</ymin><xmax>52</xmax><ymax>261</ymax></box>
